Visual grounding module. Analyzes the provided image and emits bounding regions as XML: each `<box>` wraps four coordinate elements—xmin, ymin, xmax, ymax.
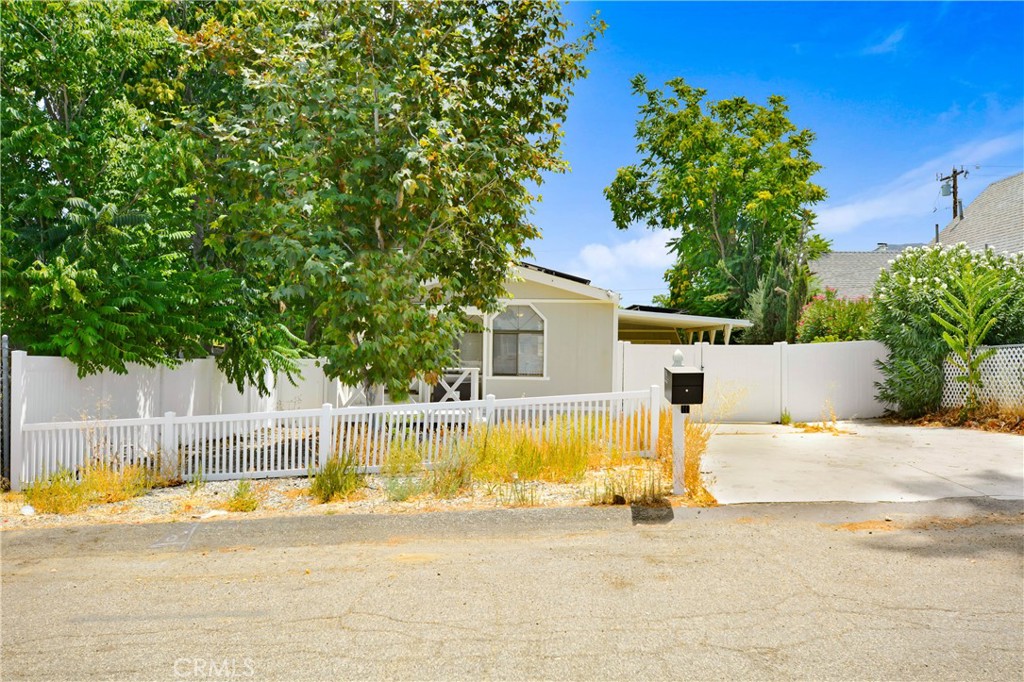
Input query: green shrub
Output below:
<box><xmin>796</xmin><ymin>289</ymin><xmax>873</xmax><ymax>343</ymax></box>
<box><xmin>930</xmin><ymin>263</ymin><xmax>1012</xmax><ymax>419</ymax></box>
<box><xmin>310</xmin><ymin>452</ymin><xmax>362</xmax><ymax>503</ymax></box>
<box><xmin>872</xmin><ymin>245</ymin><xmax>1024</xmax><ymax>417</ymax></box>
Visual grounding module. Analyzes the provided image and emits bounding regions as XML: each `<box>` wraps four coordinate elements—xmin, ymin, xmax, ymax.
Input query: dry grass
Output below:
<box><xmin>497</xmin><ymin>477</ymin><xmax>540</xmax><ymax>507</ymax></box>
<box><xmin>900</xmin><ymin>402</ymin><xmax>1024</xmax><ymax>435</ymax></box>
<box><xmin>309</xmin><ymin>452</ymin><xmax>363</xmax><ymax>503</ymax></box>
<box><xmin>382</xmin><ymin>438</ymin><xmax>428</xmax><ymax>502</ymax></box>
<box><xmin>21</xmin><ymin>463</ymin><xmax>167</xmax><ymax>515</ymax></box>
<box><xmin>468</xmin><ymin>414</ymin><xmax>645</xmax><ymax>484</ymax></box>
<box><xmin>654</xmin><ymin>406</ymin><xmax>718</xmax><ymax>507</ymax></box>
<box><xmin>590</xmin><ymin>460</ymin><xmax>666</xmax><ymax>506</ymax></box>
<box><xmin>792</xmin><ymin>400</ymin><xmax>849</xmax><ymax>436</ymax></box>
<box><xmin>223</xmin><ymin>480</ymin><xmax>259</xmax><ymax>512</ymax></box>
<box><xmin>683</xmin><ymin>415</ymin><xmax>718</xmax><ymax>506</ymax></box>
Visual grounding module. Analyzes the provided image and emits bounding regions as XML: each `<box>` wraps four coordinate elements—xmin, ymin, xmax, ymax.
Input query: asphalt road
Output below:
<box><xmin>2</xmin><ymin>498</ymin><xmax>1022</xmax><ymax>681</ymax></box>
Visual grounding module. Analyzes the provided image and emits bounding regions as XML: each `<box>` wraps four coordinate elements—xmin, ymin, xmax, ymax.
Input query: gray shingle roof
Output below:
<box><xmin>936</xmin><ymin>172</ymin><xmax>1023</xmax><ymax>253</ymax></box>
<box><xmin>809</xmin><ymin>251</ymin><xmax>905</xmax><ymax>299</ymax></box>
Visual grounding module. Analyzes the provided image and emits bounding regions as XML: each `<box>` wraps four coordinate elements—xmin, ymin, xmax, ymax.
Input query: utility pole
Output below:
<box><xmin>937</xmin><ymin>167</ymin><xmax>968</xmax><ymax>221</ymax></box>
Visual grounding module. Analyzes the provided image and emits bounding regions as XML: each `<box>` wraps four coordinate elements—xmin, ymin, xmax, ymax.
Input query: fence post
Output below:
<box><xmin>775</xmin><ymin>341</ymin><xmax>788</xmax><ymax>423</ymax></box>
<box><xmin>648</xmin><ymin>384</ymin><xmax>660</xmax><ymax>458</ymax></box>
<box><xmin>160</xmin><ymin>411</ymin><xmax>177</xmax><ymax>479</ymax></box>
<box><xmin>9</xmin><ymin>351</ymin><xmax>25</xmax><ymax>490</ymax></box>
<box><xmin>484</xmin><ymin>394</ymin><xmax>496</xmax><ymax>427</ymax></box>
<box><xmin>672</xmin><ymin>407</ymin><xmax>686</xmax><ymax>496</ymax></box>
<box><xmin>612</xmin><ymin>341</ymin><xmax>626</xmax><ymax>392</ymax></box>
<box><xmin>317</xmin><ymin>402</ymin><xmax>333</xmax><ymax>467</ymax></box>
<box><xmin>1</xmin><ymin>335</ymin><xmax>9</xmax><ymax>487</ymax></box>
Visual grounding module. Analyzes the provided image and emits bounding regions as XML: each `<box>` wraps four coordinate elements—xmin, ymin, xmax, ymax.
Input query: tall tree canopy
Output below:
<box><xmin>605</xmin><ymin>76</ymin><xmax>828</xmax><ymax>326</ymax></box>
<box><xmin>1</xmin><ymin>1</ymin><xmax>602</xmax><ymax>395</ymax></box>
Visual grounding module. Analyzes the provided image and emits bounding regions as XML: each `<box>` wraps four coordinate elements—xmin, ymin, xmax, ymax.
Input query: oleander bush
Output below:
<box><xmin>871</xmin><ymin>244</ymin><xmax>1024</xmax><ymax>417</ymax></box>
<box><xmin>796</xmin><ymin>288</ymin><xmax>873</xmax><ymax>343</ymax></box>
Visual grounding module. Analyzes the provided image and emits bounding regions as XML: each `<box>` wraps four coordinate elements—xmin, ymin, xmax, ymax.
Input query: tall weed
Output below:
<box><xmin>382</xmin><ymin>438</ymin><xmax>427</xmax><ymax>502</ymax></box>
<box><xmin>310</xmin><ymin>452</ymin><xmax>362</xmax><ymax>503</ymax></box>
<box><xmin>23</xmin><ymin>463</ymin><xmax>161</xmax><ymax>514</ymax></box>
<box><xmin>224</xmin><ymin>479</ymin><xmax>259</xmax><ymax>512</ymax></box>
<box><xmin>429</xmin><ymin>444</ymin><xmax>474</xmax><ymax>498</ymax></box>
<box><xmin>591</xmin><ymin>461</ymin><xmax>665</xmax><ymax>506</ymax></box>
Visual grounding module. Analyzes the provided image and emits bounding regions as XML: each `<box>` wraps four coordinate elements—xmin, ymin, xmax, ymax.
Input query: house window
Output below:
<box><xmin>492</xmin><ymin>305</ymin><xmax>544</xmax><ymax>376</ymax></box>
<box><xmin>455</xmin><ymin>316</ymin><xmax>484</xmax><ymax>370</ymax></box>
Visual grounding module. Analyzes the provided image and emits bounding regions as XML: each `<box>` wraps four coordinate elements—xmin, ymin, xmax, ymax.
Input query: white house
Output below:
<box><xmin>450</xmin><ymin>263</ymin><xmax>750</xmax><ymax>400</ymax></box>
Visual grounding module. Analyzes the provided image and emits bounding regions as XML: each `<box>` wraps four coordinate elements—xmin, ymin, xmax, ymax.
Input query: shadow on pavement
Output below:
<box><xmin>630</xmin><ymin>500</ymin><xmax>674</xmax><ymax>525</ymax></box>
<box><xmin>895</xmin><ymin>467</ymin><xmax>1023</xmax><ymax>501</ymax></box>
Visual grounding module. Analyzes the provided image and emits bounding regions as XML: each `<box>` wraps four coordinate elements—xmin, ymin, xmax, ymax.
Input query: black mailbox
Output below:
<box><xmin>664</xmin><ymin>366</ymin><xmax>704</xmax><ymax>406</ymax></box>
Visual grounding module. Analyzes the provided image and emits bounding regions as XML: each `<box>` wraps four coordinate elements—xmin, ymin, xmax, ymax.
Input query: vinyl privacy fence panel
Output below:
<box><xmin>617</xmin><ymin>340</ymin><xmax>889</xmax><ymax>423</ymax></box>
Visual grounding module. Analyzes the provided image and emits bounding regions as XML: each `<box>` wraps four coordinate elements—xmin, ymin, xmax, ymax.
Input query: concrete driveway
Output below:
<box><xmin>705</xmin><ymin>421</ymin><xmax>1024</xmax><ymax>505</ymax></box>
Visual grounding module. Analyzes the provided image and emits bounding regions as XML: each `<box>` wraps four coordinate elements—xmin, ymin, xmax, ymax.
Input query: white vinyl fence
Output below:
<box><xmin>617</xmin><ymin>340</ymin><xmax>888</xmax><ymax>423</ymax></box>
<box><xmin>6</xmin><ymin>352</ymin><xmax>478</xmax><ymax>425</ymax></box>
<box><xmin>942</xmin><ymin>344</ymin><xmax>1024</xmax><ymax>409</ymax></box>
<box><xmin>11</xmin><ymin>387</ymin><xmax>661</xmax><ymax>490</ymax></box>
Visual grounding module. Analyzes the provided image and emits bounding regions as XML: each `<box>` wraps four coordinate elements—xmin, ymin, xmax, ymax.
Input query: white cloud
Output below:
<box><xmin>570</xmin><ymin>229</ymin><xmax>675</xmax><ymax>297</ymax></box>
<box><xmin>861</xmin><ymin>26</ymin><xmax>907</xmax><ymax>55</ymax></box>
<box><xmin>816</xmin><ymin>132</ymin><xmax>1023</xmax><ymax>235</ymax></box>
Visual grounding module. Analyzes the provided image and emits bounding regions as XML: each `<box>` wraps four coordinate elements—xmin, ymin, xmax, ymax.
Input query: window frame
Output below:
<box><xmin>487</xmin><ymin>304</ymin><xmax>548</xmax><ymax>379</ymax></box>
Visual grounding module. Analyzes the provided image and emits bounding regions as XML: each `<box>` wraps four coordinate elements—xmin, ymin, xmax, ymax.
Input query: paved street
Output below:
<box><xmin>2</xmin><ymin>498</ymin><xmax>1022</xmax><ymax>681</ymax></box>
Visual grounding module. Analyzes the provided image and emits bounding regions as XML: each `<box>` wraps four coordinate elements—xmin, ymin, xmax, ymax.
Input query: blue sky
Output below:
<box><xmin>527</xmin><ymin>1</ymin><xmax>1024</xmax><ymax>305</ymax></box>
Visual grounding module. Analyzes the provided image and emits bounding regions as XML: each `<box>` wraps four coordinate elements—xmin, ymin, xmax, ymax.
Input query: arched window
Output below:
<box><xmin>491</xmin><ymin>305</ymin><xmax>544</xmax><ymax>376</ymax></box>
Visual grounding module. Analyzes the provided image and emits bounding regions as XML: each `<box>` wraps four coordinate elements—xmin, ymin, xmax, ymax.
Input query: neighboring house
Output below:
<box><xmin>809</xmin><ymin>243</ymin><xmax>922</xmax><ymax>299</ymax></box>
<box><xmin>934</xmin><ymin>172</ymin><xmax>1024</xmax><ymax>254</ymax></box>
<box><xmin>810</xmin><ymin>173</ymin><xmax>1024</xmax><ymax>299</ymax></box>
<box><xmin>449</xmin><ymin>263</ymin><xmax>750</xmax><ymax>400</ymax></box>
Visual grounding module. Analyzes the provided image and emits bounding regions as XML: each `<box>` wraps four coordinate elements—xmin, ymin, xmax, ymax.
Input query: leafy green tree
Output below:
<box><xmin>0</xmin><ymin>1</ymin><xmax>301</xmax><ymax>391</ymax></box>
<box><xmin>204</xmin><ymin>1</ymin><xmax>603</xmax><ymax>396</ymax></box>
<box><xmin>2</xmin><ymin>1</ymin><xmax>601</xmax><ymax>398</ymax></box>
<box><xmin>606</xmin><ymin>76</ymin><xmax>828</xmax><ymax>324</ymax></box>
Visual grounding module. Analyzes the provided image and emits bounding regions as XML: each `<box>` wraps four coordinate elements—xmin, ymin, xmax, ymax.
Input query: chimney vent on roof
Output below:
<box><xmin>876</xmin><ymin>242</ymin><xmax>888</xmax><ymax>251</ymax></box>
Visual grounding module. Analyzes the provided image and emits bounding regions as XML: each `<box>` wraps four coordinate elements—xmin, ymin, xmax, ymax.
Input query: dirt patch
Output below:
<box><xmin>830</xmin><ymin>512</ymin><xmax>1023</xmax><ymax>533</ymax></box>
<box><xmin>1</xmin><ymin>475</ymin><xmax>599</xmax><ymax>531</ymax></box>
<box><xmin>832</xmin><ymin>519</ymin><xmax>897</xmax><ymax>532</ymax></box>
<box><xmin>893</xmin><ymin>407</ymin><xmax>1024</xmax><ymax>435</ymax></box>
<box><xmin>394</xmin><ymin>553</ymin><xmax>441</xmax><ymax>564</ymax></box>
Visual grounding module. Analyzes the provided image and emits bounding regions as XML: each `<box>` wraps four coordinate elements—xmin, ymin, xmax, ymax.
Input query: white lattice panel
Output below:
<box><xmin>942</xmin><ymin>344</ymin><xmax>1024</xmax><ymax>409</ymax></box>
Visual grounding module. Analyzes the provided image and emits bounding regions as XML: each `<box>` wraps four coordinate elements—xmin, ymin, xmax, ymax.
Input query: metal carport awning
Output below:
<box><xmin>616</xmin><ymin>307</ymin><xmax>752</xmax><ymax>345</ymax></box>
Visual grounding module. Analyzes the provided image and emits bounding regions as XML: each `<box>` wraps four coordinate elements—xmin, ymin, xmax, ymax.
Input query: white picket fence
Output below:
<box><xmin>11</xmin><ymin>387</ymin><xmax>661</xmax><ymax>490</ymax></box>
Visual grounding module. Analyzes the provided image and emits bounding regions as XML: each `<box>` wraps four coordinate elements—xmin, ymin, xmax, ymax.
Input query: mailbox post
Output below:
<box><xmin>664</xmin><ymin>350</ymin><xmax>704</xmax><ymax>496</ymax></box>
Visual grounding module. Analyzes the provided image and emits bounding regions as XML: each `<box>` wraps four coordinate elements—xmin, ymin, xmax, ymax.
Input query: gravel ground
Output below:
<box><xmin>0</xmin><ymin>471</ymin><xmax>627</xmax><ymax>531</ymax></box>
